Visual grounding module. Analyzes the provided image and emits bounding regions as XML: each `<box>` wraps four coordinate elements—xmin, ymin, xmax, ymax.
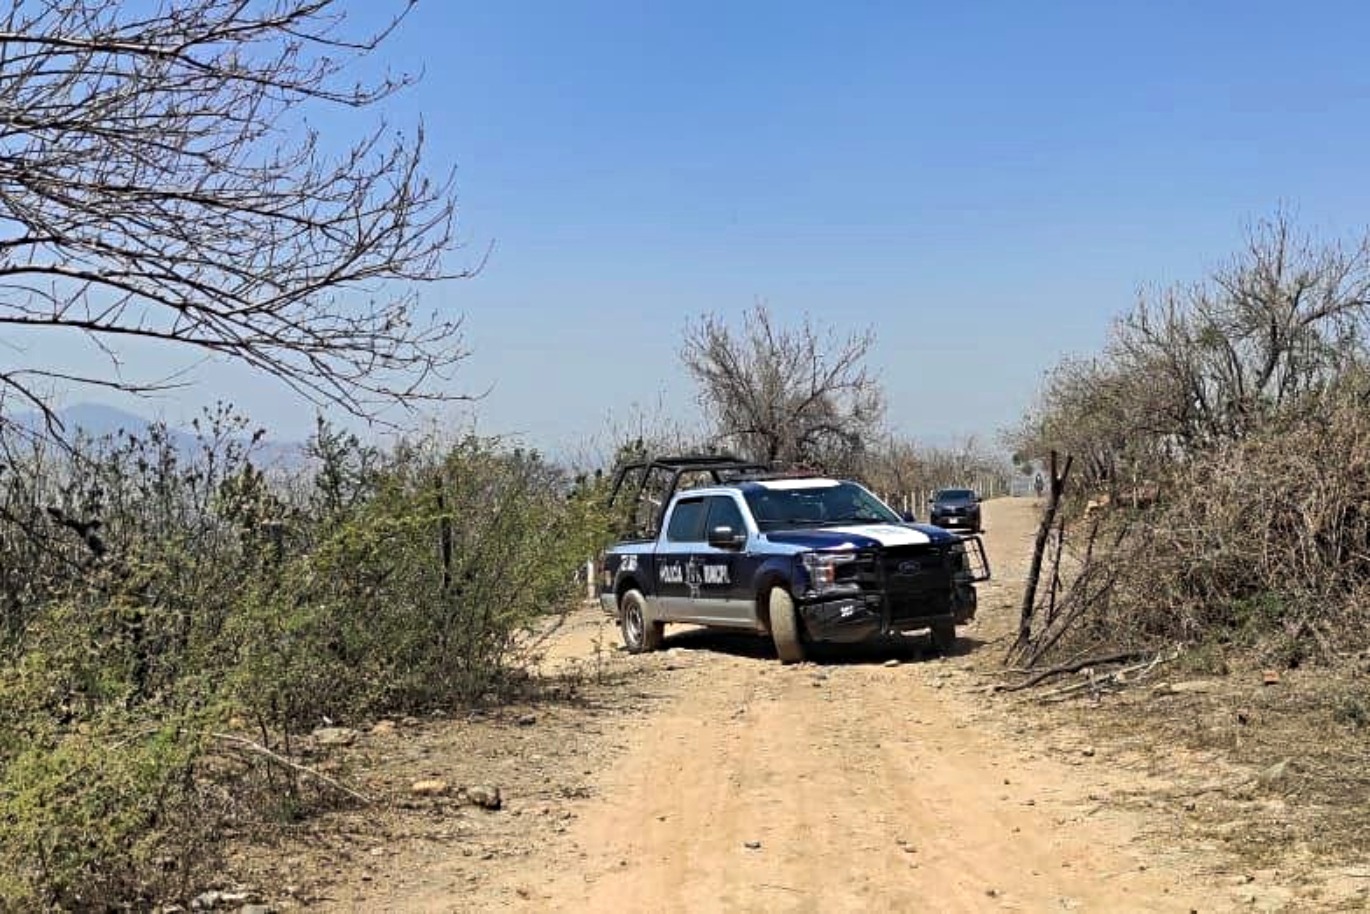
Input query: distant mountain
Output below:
<box><xmin>5</xmin><ymin>403</ymin><xmax>305</xmax><ymax>468</ymax></box>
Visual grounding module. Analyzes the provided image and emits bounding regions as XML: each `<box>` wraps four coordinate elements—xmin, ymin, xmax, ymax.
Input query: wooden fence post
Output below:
<box><xmin>1012</xmin><ymin>450</ymin><xmax>1073</xmax><ymax>660</ymax></box>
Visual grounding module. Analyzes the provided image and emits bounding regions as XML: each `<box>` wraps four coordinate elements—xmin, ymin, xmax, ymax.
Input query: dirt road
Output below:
<box><xmin>380</xmin><ymin>498</ymin><xmax>1237</xmax><ymax>913</ymax></box>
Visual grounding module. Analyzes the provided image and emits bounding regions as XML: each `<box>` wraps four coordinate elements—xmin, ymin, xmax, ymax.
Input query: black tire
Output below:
<box><xmin>620</xmin><ymin>589</ymin><xmax>663</xmax><ymax>654</ymax></box>
<box><xmin>768</xmin><ymin>587</ymin><xmax>805</xmax><ymax>664</ymax></box>
<box><xmin>931</xmin><ymin>620</ymin><xmax>957</xmax><ymax>655</ymax></box>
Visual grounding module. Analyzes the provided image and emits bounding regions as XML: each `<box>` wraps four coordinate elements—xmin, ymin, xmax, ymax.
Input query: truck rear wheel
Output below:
<box><xmin>768</xmin><ymin>588</ymin><xmax>805</xmax><ymax>664</ymax></box>
<box><xmin>620</xmin><ymin>589</ymin><xmax>663</xmax><ymax>654</ymax></box>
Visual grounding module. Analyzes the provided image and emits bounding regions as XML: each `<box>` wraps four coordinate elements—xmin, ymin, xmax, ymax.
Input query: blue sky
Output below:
<box><xmin>18</xmin><ymin>0</ymin><xmax>1370</xmax><ymax>453</ymax></box>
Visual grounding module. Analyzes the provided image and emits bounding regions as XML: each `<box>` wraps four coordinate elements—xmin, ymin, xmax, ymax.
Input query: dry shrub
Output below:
<box><xmin>1046</xmin><ymin>379</ymin><xmax>1370</xmax><ymax>663</ymax></box>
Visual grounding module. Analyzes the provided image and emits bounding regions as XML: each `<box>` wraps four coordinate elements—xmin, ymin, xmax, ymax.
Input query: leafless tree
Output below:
<box><xmin>1014</xmin><ymin>213</ymin><xmax>1370</xmax><ymax>489</ymax></box>
<box><xmin>1112</xmin><ymin>213</ymin><xmax>1370</xmax><ymax>447</ymax></box>
<box><xmin>0</xmin><ymin>0</ymin><xmax>468</xmax><ymax>433</ymax></box>
<box><xmin>680</xmin><ymin>304</ymin><xmax>884</xmax><ymax>471</ymax></box>
<box><xmin>860</xmin><ymin>432</ymin><xmax>1009</xmax><ymax>497</ymax></box>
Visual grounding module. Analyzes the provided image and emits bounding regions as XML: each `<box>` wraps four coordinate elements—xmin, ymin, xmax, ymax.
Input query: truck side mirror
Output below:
<box><xmin>899</xmin><ymin>510</ymin><xmax>916</xmax><ymax>523</ymax></box>
<box><xmin>707</xmin><ymin>525</ymin><xmax>746</xmax><ymax>550</ymax></box>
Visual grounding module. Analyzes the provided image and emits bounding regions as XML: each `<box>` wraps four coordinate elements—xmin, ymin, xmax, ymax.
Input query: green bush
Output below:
<box><xmin>0</xmin><ymin>413</ymin><xmax>612</xmax><ymax>907</ymax></box>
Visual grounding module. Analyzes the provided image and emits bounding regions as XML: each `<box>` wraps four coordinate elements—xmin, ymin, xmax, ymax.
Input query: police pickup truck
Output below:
<box><xmin>598</xmin><ymin>456</ymin><xmax>989</xmax><ymax>663</ymax></box>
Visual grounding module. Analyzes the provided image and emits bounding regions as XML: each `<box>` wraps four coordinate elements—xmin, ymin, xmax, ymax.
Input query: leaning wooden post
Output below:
<box><xmin>1012</xmin><ymin>450</ymin><xmax>1072</xmax><ymax>660</ymax></box>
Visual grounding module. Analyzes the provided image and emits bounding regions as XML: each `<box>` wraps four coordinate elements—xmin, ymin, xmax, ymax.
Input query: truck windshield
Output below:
<box><xmin>743</xmin><ymin>482</ymin><xmax>902</xmax><ymax>530</ymax></box>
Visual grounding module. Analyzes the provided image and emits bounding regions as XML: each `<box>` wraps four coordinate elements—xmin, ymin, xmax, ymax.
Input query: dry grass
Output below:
<box><xmin>1049</xmin><ymin>656</ymin><xmax>1370</xmax><ymax>875</ymax></box>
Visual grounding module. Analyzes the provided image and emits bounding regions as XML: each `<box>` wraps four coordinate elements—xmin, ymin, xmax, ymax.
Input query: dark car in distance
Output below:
<box><xmin>929</xmin><ymin>488</ymin><xmax>982</xmax><ymax>533</ymax></box>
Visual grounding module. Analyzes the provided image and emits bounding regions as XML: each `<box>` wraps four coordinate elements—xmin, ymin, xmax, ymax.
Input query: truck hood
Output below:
<box><xmin>762</xmin><ymin>523</ymin><xmax>957</xmax><ymax>550</ymax></box>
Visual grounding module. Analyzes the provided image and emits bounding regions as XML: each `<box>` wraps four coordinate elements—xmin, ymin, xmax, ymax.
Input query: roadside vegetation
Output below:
<box><xmin>1010</xmin><ymin>212</ymin><xmax>1370</xmax><ymax>667</ymax></box>
<box><xmin>671</xmin><ymin>303</ymin><xmax>1010</xmax><ymax>497</ymax></box>
<box><xmin>1005</xmin><ymin>214</ymin><xmax>1370</xmax><ymax>881</ymax></box>
<box><xmin>0</xmin><ymin>411</ymin><xmax>609</xmax><ymax>907</ymax></box>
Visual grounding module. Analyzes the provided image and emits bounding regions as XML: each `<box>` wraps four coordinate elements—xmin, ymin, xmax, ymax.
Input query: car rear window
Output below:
<box><xmin>666</xmin><ymin>498</ymin><xmax>707</xmax><ymax>542</ymax></box>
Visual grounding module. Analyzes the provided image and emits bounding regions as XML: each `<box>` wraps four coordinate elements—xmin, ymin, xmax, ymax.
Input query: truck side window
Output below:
<box><xmin>705</xmin><ymin>496</ymin><xmax>746</xmax><ymax>535</ymax></box>
<box><xmin>665</xmin><ymin>498</ymin><xmax>707</xmax><ymax>542</ymax></box>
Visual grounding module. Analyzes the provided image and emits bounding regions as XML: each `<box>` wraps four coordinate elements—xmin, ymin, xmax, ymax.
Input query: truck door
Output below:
<box><xmin>690</xmin><ymin>494</ymin><xmax>755</xmax><ymax>627</ymax></box>
<box><xmin>656</xmin><ymin>496</ymin><xmax>706</xmax><ymax>620</ymax></box>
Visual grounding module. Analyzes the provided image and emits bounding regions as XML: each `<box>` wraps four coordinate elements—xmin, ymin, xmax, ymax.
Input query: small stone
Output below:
<box><xmin>238</xmin><ymin>906</ymin><xmax>272</xmax><ymax>914</ymax></box>
<box><xmin>883</xmin><ymin>659</ymin><xmax>901</xmax><ymax>668</ymax></box>
<box><xmin>1258</xmin><ymin>759</ymin><xmax>1292</xmax><ymax>786</ymax></box>
<box><xmin>312</xmin><ymin>726</ymin><xmax>358</xmax><ymax>747</ymax></box>
<box><xmin>401</xmin><ymin>716</ymin><xmax>421</xmax><ymax>727</ymax></box>
<box><xmin>411</xmin><ymin>779</ymin><xmax>449</xmax><ymax>796</ymax></box>
<box><xmin>1081</xmin><ymin>747</ymin><xmax>1096</xmax><ymax>757</ymax></box>
<box><xmin>517</xmin><ymin>714</ymin><xmax>538</xmax><ymax>727</ymax></box>
<box><xmin>369</xmin><ymin>847</ymin><xmax>386</xmax><ymax>857</ymax></box>
<box><xmin>1261</xmin><ymin>670</ymin><xmax>1281</xmax><ymax>686</ymax></box>
<box><xmin>192</xmin><ymin>892</ymin><xmax>221</xmax><ymax>911</ymax></box>
<box><xmin>465</xmin><ymin>785</ymin><xmax>503</xmax><ymax>810</ymax></box>
<box><xmin>370</xmin><ymin>720</ymin><xmax>397</xmax><ymax>736</ymax></box>
<box><xmin>744</xmin><ymin>841</ymin><xmax>762</xmax><ymax>850</ymax></box>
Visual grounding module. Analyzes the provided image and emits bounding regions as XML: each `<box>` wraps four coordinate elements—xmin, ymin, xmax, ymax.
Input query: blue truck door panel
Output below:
<box><xmin>690</xmin><ymin>495</ymin><xmax>751</xmax><ymax>626</ymax></box>
<box><xmin>656</xmin><ymin>496</ymin><xmax>706</xmax><ymax>618</ymax></box>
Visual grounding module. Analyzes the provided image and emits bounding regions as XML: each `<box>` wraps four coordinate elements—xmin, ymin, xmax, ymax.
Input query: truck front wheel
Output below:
<box><xmin>931</xmin><ymin>620</ymin><xmax>957</xmax><ymax>655</ymax></box>
<box><xmin>768</xmin><ymin>588</ymin><xmax>805</xmax><ymax>664</ymax></box>
<box><xmin>620</xmin><ymin>589</ymin><xmax>664</xmax><ymax>654</ymax></box>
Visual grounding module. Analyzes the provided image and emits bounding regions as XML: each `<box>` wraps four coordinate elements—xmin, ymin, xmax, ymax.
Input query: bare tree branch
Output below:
<box><xmin>0</xmin><ymin>0</ymin><xmax>470</xmax><ymax>433</ymax></box>
<box><xmin>680</xmin><ymin>304</ymin><xmax>884</xmax><ymax>471</ymax></box>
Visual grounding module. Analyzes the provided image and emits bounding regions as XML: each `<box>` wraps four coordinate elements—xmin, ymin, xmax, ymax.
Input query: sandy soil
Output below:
<box><xmin>228</xmin><ymin>498</ymin><xmax>1364</xmax><ymax>913</ymax></box>
<box><xmin>353</xmin><ymin>499</ymin><xmax>1241</xmax><ymax>912</ymax></box>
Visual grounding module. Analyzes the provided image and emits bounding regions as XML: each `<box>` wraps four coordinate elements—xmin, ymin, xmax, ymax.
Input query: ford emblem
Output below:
<box><xmin>896</xmin><ymin>560</ymin><xmax>920</xmax><ymax>576</ymax></box>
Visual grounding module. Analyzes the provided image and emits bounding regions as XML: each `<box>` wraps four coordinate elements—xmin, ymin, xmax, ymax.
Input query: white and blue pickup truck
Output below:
<box><xmin>598</xmin><ymin>456</ymin><xmax>990</xmax><ymax>663</ymax></box>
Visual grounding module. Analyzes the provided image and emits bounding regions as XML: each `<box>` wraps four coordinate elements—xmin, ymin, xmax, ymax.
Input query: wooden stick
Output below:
<box><xmin>212</xmin><ymin>732</ymin><xmax>372</xmax><ymax>804</ymax></box>
<box><xmin>1012</xmin><ymin>450</ymin><xmax>1073</xmax><ymax>659</ymax></box>
<box><xmin>993</xmin><ymin>649</ymin><xmax>1148</xmax><ymax>692</ymax></box>
<box><xmin>1036</xmin><ymin>650</ymin><xmax>1179</xmax><ymax>701</ymax></box>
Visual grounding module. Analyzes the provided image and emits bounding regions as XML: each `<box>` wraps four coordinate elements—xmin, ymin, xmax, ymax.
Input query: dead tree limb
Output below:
<box><xmin>994</xmin><ymin>649</ymin><xmax>1148</xmax><ymax>692</ymax></box>
<box><xmin>212</xmin><ymin>732</ymin><xmax>372</xmax><ymax>805</ymax></box>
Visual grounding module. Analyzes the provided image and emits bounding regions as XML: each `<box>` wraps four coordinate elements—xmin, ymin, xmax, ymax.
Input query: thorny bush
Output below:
<box><xmin>1071</xmin><ymin>375</ymin><xmax>1370</xmax><ymax>660</ymax></box>
<box><xmin>0</xmin><ymin>409</ymin><xmax>611</xmax><ymax>909</ymax></box>
<box><xmin>1016</xmin><ymin>215</ymin><xmax>1370</xmax><ymax>666</ymax></box>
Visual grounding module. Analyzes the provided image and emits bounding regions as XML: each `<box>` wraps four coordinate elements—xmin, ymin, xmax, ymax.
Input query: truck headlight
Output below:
<box><xmin>949</xmin><ymin>542</ymin><xmax>969</xmax><ymax>574</ymax></box>
<box><xmin>802</xmin><ymin>552</ymin><xmax>858</xmax><ymax>596</ymax></box>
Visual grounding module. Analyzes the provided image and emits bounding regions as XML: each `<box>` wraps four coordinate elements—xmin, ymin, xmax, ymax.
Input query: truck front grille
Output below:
<box><xmin>878</xmin><ymin>545</ymin><xmax>955</xmax><ymax>622</ymax></box>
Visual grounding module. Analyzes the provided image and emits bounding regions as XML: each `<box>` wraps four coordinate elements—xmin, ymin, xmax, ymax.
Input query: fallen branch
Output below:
<box><xmin>212</xmin><ymin>732</ymin><xmax>372</xmax><ymax>804</ymax></box>
<box><xmin>994</xmin><ymin>649</ymin><xmax>1149</xmax><ymax>693</ymax></box>
<box><xmin>1036</xmin><ymin>650</ymin><xmax>1180</xmax><ymax>702</ymax></box>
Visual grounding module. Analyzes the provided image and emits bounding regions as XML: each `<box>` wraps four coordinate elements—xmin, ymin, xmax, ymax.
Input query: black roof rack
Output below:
<box><xmin>607</xmin><ymin>453</ymin><xmax>772</xmax><ymax>538</ymax></box>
